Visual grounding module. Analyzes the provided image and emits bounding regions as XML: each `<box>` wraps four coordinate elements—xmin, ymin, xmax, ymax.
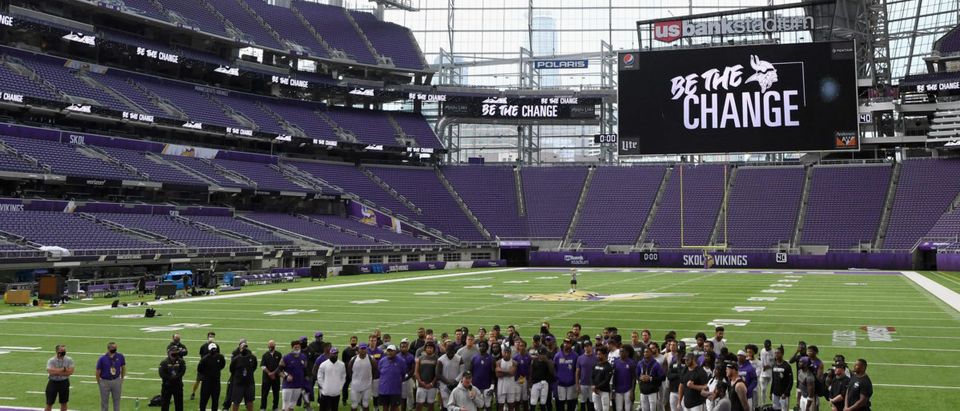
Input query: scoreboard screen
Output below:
<box><xmin>618</xmin><ymin>42</ymin><xmax>859</xmax><ymax>155</ymax></box>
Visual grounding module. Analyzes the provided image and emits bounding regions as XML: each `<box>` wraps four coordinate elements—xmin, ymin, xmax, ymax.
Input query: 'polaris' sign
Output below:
<box><xmin>653</xmin><ymin>16</ymin><xmax>814</xmax><ymax>43</ymax></box>
<box><xmin>533</xmin><ymin>60</ymin><xmax>589</xmax><ymax>70</ymax></box>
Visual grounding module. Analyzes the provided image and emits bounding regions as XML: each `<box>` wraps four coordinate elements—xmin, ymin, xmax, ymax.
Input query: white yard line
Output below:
<box><xmin>0</xmin><ymin>268</ymin><xmax>523</xmax><ymax>321</ymax></box>
<box><xmin>901</xmin><ymin>271</ymin><xmax>960</xmax><ymax>313</ymax></box>
<box><xmin>874</xmin><ymin>383</ymin><xmax>960</xmax><ymax>390</ymax></box>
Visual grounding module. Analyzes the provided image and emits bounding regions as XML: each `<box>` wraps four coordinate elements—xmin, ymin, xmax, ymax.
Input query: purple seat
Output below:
<box><xmin>521</xmin><ymin>167</ymin><xmax>588</xmax><ymax>239</ymax></box>
<box><xmin>800</xmin><ymin>164</ymin><xmax>892</xmax><ymax>249</ymax></box>
<box><xmin>726</xmin><ymin>166</ymin><xmax>805</xmax><ymax>248</ymax></box>
<box><xmin>885</xmin><ymin>159</ymin><xmax>960</xmax><ymax>249</ymax></box>
<box><xmin>572</xmin><ymin>166</ymin><xmax>666</xmax><ymax>248</ymax></box>
<box><xmin>442</xmin><ymin>166</ymin><xmax>525</xmax><ymax>239</ymax></box>
<box><xmin>645</xmin><ymin>164</ymin><xmax>726</xmax><ymax>248</ymax></box>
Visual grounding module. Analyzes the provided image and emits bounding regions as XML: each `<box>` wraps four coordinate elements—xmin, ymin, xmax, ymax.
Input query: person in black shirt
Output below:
<box><xmin>770</xmin><ymin>346</ymin><xmax>793</xmax><ymax>411</ymax></box>
<box><xmin>223</xmin><ymin>339</ymin><xmax>247</xmax><ymax>411</ymax></box>
<box><xmin>230</xmin><ymin>343</ymin><xmax>258</xmax><ymax>411</ymax></box>
<box><xmin>261</xmin><ymin>340</ymin><xmax>283</xmax><ymax>411</ymax></box>
<box><xmin>678</xmin><ymin>353</ymin><xmax>709</xmax><ymax>411</ymax></box>
<box><xmin>844</xmin><ymin>359</ymin><xmax>872</xmax><ymax>411</ymax></box>
<box><xmin>192</xmin><ymin>332</ymin><xmax>217</xmax><ymax>401</ymax></box>
<box><xmin>725</xmin><ymin>359</ymin><xmax>748</xmax><ymax>411</ymax></box>
<box><xmin>159</xmin><ymin>346</ymin><xmax>187</xmax><ymax>411</ymax></box>
<box><xmin>167</xmin><ymin>334</ymin><xmax>189</xmax><ymax>358</ymax></box>
<box><xmin>197</xmin><ymin>343</ymin><xmax>225</xmax><ymax>411</ymax></box>
<box><xmin>827</xmin><ymin>362</ymin><xmax>849</xmax><ymax>411</ymax></box>
<box><xmin>590</xmin><ymin>348</ymin><xmax>613</xmax><ymax>411</ymax></box>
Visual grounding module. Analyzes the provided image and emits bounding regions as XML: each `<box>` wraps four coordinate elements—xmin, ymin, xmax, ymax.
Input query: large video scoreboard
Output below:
<box><xmin>618</xmin><ymin>42</ymin><xmax>859</xmax><ymax>155</ymax></box>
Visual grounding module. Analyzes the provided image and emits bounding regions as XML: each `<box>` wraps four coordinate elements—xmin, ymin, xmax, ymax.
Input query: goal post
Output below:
<box><xmin>679</xmin><ymin>164</ymin><xmax>728</xmax><ymax>250</ymax></box>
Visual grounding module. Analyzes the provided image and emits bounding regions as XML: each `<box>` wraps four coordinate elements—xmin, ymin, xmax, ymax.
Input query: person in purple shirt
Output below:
<box><xmin>611</xmin><ymin>347</ymin><xmax>636</xmax><ymax>411</ymax></box>
<box><xmin>96</xmin><ymin>342</ymin><xmax>126</xmax><ymax>411</ymax></box>
<box><xmin>399</xmin><ymin>339</ymin><xmax>416</xmax><ymax>411</ymax></box>
<box><xmin>513</xmin><ymin>340</ymin><xmax>532</xmax><ymax>411</ymax></box>
<box><xmin>554</xmin><ymin>339</ymin><xmax>579</xmax><ymax>411</ymax></box>
<box><xmin>636</xmin><ymin>346</ymin><xmax>664</xmax><ymax>411</ymax></box>
<box><xmin>379</xmin><ymin>345</ymin><xmax>406</xmax><ymax>411</ymax></box>
<box><xmin>471</xmin><ymin>341</ymin><xmax>495</xmax><ymax>411</ymax></box>
<box><xmin>280</xmin><ymin>340</ymin><xmax>309</xmax><ymax>411</ymax></box>
<box><xmin>737</xmin><ymin>350</ymin><xmax>758</xmax><ymax>409</ymax></box>
<box><xmin>574</xmin><ymin>341</ymin><xmax>596</xmax><ymax>411</ymax></box>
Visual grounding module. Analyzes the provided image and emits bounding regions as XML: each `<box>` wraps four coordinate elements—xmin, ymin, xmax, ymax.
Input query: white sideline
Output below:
<box><xmin>0</xmin><ymin>268</ymin><xmax>522</xmax><ymax>321</ymax></box>
<box><xmin>901</xmin><ymin>271</ymin><xmax>960</xmax><ymax>313</ymax></box>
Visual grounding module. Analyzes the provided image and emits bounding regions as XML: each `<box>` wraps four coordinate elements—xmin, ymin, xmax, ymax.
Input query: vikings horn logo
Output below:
<box><xmin>745</xmin><ymin>55</ymin><xmax>778</xmax><ymax>93</ymax></box>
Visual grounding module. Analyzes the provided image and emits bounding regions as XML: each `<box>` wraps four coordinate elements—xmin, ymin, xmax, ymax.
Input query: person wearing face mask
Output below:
<box><xmin>168</xmin><ymin>333</ymin><xmax>189</xmax><ymax>358</ymax></box>
<box><xmin>197</xmin><ymin>343</ymin><xmax>225</xmax><ymax>411</ymax></box>
<box><xmin>262</xmin><ymin>340</ymin><xmax>283</xmax><ymax>411</ymax></box>
<box><xmin>192</xmin><ymin>332</ymin><xmax>217</xmax><ymax>401</ymax></box>
<box><xmin>96</xmin><ymin>342</ymin><xmax>125</xmax><ymax>411</ymax></box>
<box><xmin>318</xmin><ymin>347</ymin><xmax>347</xmax><ymax>411</ymax></box>
<box><xmin>230</xmin><ymin>343</ymin><xmax>259</xmax><ymax>411</ymax></box>
<box><xmin>280</xmin><ymin>340</ymin><xmax>309</xmax><ymax>411</ymax></box>
<box><xmin>159</xmin><ymin>345</ymin><xmax>187</xmax><ymax>411</ymax></box>
<box><xmin>343</xmin><ymin>336</ymin><xmax>360</xmax><ymax>407</ymax></box>
<box><xmin>45</xmin><ymin>344</ymin><xmax>74</xmax><ymax>411</ymax></box>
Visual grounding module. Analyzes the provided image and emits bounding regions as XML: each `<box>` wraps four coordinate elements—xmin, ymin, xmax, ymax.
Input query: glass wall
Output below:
<box><xmin>317</xmin><ymin>0</ymin><xmax>960</xmax><ymax>161</ymax></box>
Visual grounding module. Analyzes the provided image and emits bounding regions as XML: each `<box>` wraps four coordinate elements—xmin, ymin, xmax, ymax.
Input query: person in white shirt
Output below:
<box><xmin>349</xmin><ymin>344</ymin><xmax>377</xmax><ymax>411</ymax></box>
<box><xmin>317</xmin><ymin>347</ymin><xmax>346</xmax><ymax>411</ymax></box>
<box><xmin>759</xmin><ymin>340</ymin><xmax>774</xmax><ymax>408</ymax></box>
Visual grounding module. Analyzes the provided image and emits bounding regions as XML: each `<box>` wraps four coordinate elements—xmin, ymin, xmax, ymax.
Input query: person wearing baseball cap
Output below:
<box><xmin>196</xmin><ymin>342</ymin><xmax>225</xmax><ymax>411</ymax></box>
<box><xmin>723</xmin><ymin>358</ymin><xmax>748</xmax><ymax>411</ymax></box>
<box><xmin>826</xmin><ymin>361</ymin><xmax>849</xmax><ymax>411</ymax></box>
<box><xmin>317</xmin><ymin>347</ymin><xmax>346</xmax><ymax>411</ymax></box>
<box><xmin>445</xmin><ymin>371</ymin><xmax>483</xmax><ymax>411</ymax></box>
<box><xmin>736</xmin><ymin>349</ymin><xmax>757</xmax><ymax>410</ymax></box>
<box><xmin>159</xmin><ymin>345</ymin><xmax>186</xmax><ymax>411</ymax></box>
<box><xmin>380</xmin><ymin>345</ymin><xmax>406</xmax><ymax>411</ymax></box>
<box><xmin>228</xmin><ymin>342</ymin><xmax>257</xmax><ymax>411</ymax></box>
<box><xmin>678</xmin><ymin>352</ymin><xmax>709</xmax><ymax>411</ymax></box>
<box><xmin>348</xmin><ymin>343</ymin><xmax>377</xmax><ymax>411</ymax></box>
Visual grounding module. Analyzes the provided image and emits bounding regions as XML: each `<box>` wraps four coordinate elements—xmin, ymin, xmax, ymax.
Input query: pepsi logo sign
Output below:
<box><xmin>622</xmin><ymin>54</ymin><xmax>635</xmax><ymax>66</ymax></box>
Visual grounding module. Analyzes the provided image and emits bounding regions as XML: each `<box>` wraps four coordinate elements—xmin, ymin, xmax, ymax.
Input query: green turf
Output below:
<box><xmin>1</xmin><ymin>267</ymin><xmax>958</xmax><ymax>410</ymax></box>
<box><xmin>924</xmin><ymin>271</ymin><xmax>960</xmax><ymax>293</ymax></box>
<box><xmin>0</xmin><ymin>268</ymin><xmax>485</xmax><ymax>315</ymax></box>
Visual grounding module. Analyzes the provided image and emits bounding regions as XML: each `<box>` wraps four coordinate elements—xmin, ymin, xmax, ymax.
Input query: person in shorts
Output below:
<box><xmin>497</xmin><ymin>345</ymin><xmax>519</xmax><ymax>410</ymax></box>
<box><xmin>380</xmin><ymin>345</ymin><xmax>406</xmax><ymax>411</ymax></box>
<box><xmin>575</xmin><ymin>341</ymin><xmax>596</xmax><ymax>411</ymax></box>
<box><xmin>45</xmin><ymin>344</ymin><xmax>74</xmax><ymax>411</ymax></box>
<box><xmin>229</xmin><ymin>343</ymin><xmax>258</xmax><ymax>411</ymax></box>
<box><xmin>280</xmin><ymin>340</ymin><xmax>309</xmax><ymax>411</ymax></box>
<box><xmin>415</xmin><ymin>342</ymin><xmax>439</xmax><ymax>411</ymax></box>
<box><xmin>569</xmin><ymin>268</ymin><xmax>578</xmax><ymax>293</ymax></box>
<box><xmin>350</xmin><ymin>343</ymin><xmax>377</xmax><ymax>411</ymax></box>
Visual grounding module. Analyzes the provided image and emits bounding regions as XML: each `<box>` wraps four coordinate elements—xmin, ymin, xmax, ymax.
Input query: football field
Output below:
<box><xmin>1</xmin><ymin>267</ymin><xmax>958</xmax><ymax>410</ymax></box>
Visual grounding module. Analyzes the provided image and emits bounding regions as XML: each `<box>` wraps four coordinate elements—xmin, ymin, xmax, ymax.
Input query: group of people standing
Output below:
<box><xmin>43</xmin><ymin>323</ymin><xmax>873</xmax><ymax>411</ymax></box>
